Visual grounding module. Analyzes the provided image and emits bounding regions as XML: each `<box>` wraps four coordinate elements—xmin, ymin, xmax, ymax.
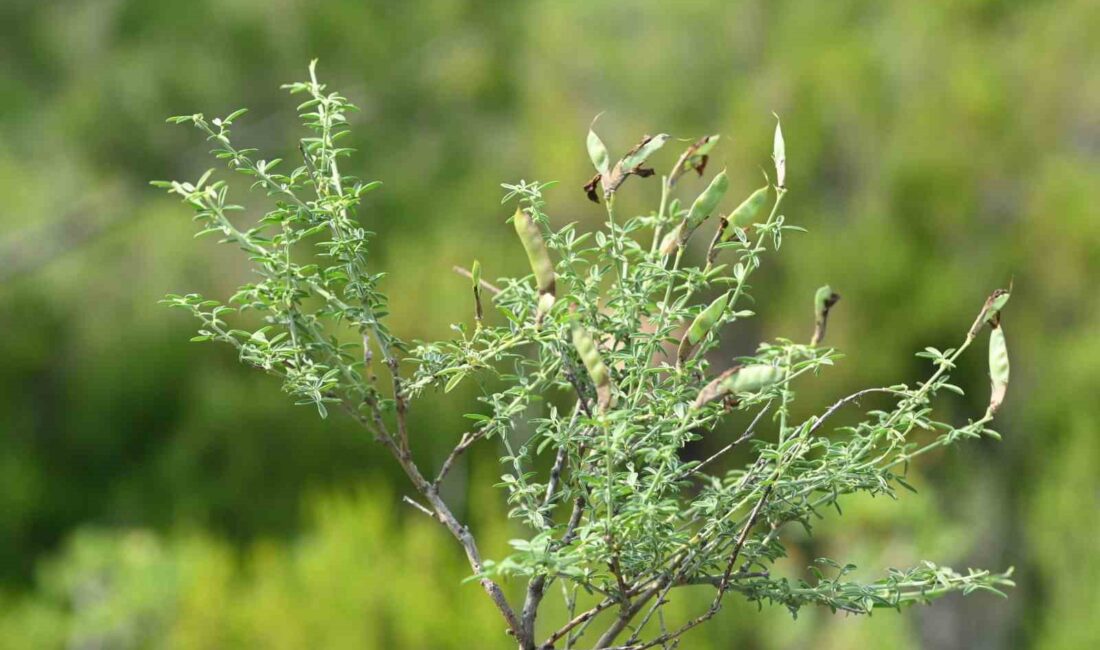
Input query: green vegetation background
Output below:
<box><xmin>0</xmin><ymin>0</ymin><xmax>1096</xmax><ymax>647</ymax></box>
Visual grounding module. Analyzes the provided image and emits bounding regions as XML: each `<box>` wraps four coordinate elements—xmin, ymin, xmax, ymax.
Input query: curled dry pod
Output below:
<box><xmin>670</xmin><ymin>134</ymin><xmax>720</xmax><ymax>185</ymax></box>
<box><xmin>986</xmin><ymin>323</ymin><xmax>1009</xmax><ymax>418</ymax></box>
<box><xmin>984</xmin><ymin>290</ymin><xmax>1011</xmax><ymax>325</ymax></box>
<box><xmin>572</xmin><ymin>320</ymin><xmax>613</xmax><ymax>412</ymax></box>
<box><xmin>677</xmin><ymin>293</ymin><xmax>730</xmax><ymax>364</ymax></box>
<box><xmin>512</xmin><ymin>207</ymin><xmax>556</xmax><ymax>321</ymax></box>
<box><xmin>811</xmin><ymin>284</ymin><xmax>840</xmax><ymax>346</ymax></box>
<box><xmin>620</xmin><ymin>133</ymin><xmax>670</xmax><ymax>171</ymax></box>
<box><xmin>722</xmin><ymin>185</ymin><xmax>770</xmax><ymax>240</ymax></box>
<box><xmin>600</xmin><ymin>133</ymin><xmax>667</xmax><ymax>197</ymax></box>
<box><xmin>970</xmin><ymin>288</ymin><xmax>1011</xmax><ymax>338</ymax></box>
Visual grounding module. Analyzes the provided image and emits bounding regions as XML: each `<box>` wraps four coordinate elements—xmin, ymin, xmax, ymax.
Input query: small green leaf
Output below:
<box><xmin>445</xmin><ymin>372</ymin><xmax>466</xmax><ymax>394</ymax></box>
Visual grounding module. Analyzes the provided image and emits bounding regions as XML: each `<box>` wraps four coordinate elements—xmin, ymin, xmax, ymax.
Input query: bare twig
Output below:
<box><xmin>434</xmin><ymin>431</ymin><xmax>482</xmax><ymax>486</ymax></box>
<box><xmin>402</xmin><ymin>495</ymin><xmax>435</xmax><ymax>518</ymax></box>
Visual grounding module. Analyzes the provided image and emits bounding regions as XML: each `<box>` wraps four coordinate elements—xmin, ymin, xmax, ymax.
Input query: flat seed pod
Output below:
<box><xmin>773</xmin><ymin>115</ymin><xmax>786</xmax><ymax>189</ymax></box>
<box><xmin>725</xmin><ymin>364</ymin><xmax>782</xmax><ymax>394</ymax></box>
<box><xmin>722</xmin><ymin>185</ymin><xmax>770</xmax><ymax>239</ymax></box>
<box><xmin>693</xmin><ymin>363</ymin><xmax>781</xmax><ymax>408</ymax></box>
<box><xmin>682</xmin><ymin>170</ymin><xmax>729</xmax><ymax>237</ymax></box>
<box><xmin>677</xmin><ymin>293</ymin><xmax>730</xmax><ymax>364</ymax></box>
<box><xmin>587</xmin><ymin>126</ymin><xmax>611</xmax><ymax>177</ymax></box>
<box><xmin>572</xmin><ymin>321</ymin><xmax>612</xmax><ymax>412</ymax></box>
<box><xmin>512</xmin><ymin>208</ymin><xmax>556</xmax><ymax>325</ymax></box>
<box><xmin>986</xmin><ymin>324</ymin><xmax>1009</xmax><ymax>418</ymax></box>
<box><xmin>512</xmin><ymin>208</ymin><xmax>556</xmax><ymax>315</ymax></box>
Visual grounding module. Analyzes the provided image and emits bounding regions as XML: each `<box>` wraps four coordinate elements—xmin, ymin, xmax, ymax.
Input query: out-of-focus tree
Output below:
<box><xmin>0</xmin><ymin>0</ymin><xmax>1096</xmax><ymax>647</ymax></box>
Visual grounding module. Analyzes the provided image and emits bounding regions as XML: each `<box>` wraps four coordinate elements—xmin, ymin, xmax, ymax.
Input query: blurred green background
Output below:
<box><xmin>0</xmin><ymin>0</ymin><xmax>1097</xmax><ymax>647</ymax></box>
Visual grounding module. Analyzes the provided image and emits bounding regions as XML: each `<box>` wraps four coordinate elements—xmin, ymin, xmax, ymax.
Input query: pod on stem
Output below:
<box><xmin>677</xmin><ymin>293</ymin><xmax>730</xmax><ymax>364</ymax></box>
<box><xmin>723</xmin><ymin>185</ymin><xmax>770</xmax><ymax>238</ymax></box>
<box><xmin>693</xmin><ymin>364</ymin><xmax>782</xmax><ymax>408</ymax></box>
<box><xmin>512</xmin><ymin>208</ymin><xmax>556</xmax><ymax>323</ymax></box>
<box><xmin>986</xmin><ymin>322</ymin><xmax>1009</xmax><ymax>419</ymax></box>
<box><xmin>572</xmin><ymin>320</ymin><xmax>613</xmax><ymax>412</ymax></box>
<box><xmin>661</xmin><ymin>170</ymin><xmax>729</xmax><ymax>254</ymax></box>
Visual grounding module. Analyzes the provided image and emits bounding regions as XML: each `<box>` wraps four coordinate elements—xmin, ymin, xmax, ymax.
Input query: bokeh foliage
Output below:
<box><xmin>0</xmin><ymin>0</ymin><xmax>1096</xmax><ymax>647</ymax></box>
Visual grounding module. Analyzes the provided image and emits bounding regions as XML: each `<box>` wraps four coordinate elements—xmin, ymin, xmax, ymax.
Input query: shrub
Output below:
<box><xmin>157</xmin><ymin>62</ymin><xmax>1012</xmax><ymax>649</ymax></box>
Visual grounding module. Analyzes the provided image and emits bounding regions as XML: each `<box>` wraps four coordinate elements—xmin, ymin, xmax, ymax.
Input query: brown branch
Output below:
<box><xmin>614</xmin><ymin>488</ymin><xmax>774</xmax><ymax>650</ymax></box>
<box><xmin>592</xmin><ymin>584</ymin><xmax>663</xmax><ymax>649</ymax></box>
<box><xmin>346</xmin><ymin>390</ymin><xmax>524</xmax><ymax>643</ymax></box>
<box><xmin>401</xmin><ymin>495</ymin><xmax>434</xmax><ymax>518</ymax></box>
<box><xmin>434</xmin><ymin>431</ymin><xmax>483</xmax><ymax>486</ymax></box>
<box><xmin>671</xmin><ymin>404</ymin><xmax>771</xmax><ymax>483</ymax></box>
<box><xmin>540</xmin><ymin>597</ymin><xmax>618</xmax><ymax>650</ymax></box>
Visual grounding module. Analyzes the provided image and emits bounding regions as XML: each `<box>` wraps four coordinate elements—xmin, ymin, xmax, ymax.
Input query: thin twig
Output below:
<box><xmin>402</xmin><ymin>495</ymin><xmax>435</xmax><ymax>518</ymax></box>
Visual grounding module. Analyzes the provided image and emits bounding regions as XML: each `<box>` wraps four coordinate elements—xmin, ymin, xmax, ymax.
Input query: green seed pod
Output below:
<box><xmin>587</xmin><ymin>126</ymin><xmax>610</xmax><ymax>177</ymax></box>
<box><xmin>725</xmin><ymin>364</ymin><xmax>782</xmax><ymax>394</ymax></box>
<box><xmin>572</xmin><ymin>321</ymin><xmax>613</xmax><ymax>412</ymax></box>
<box><xmin>513</xmin><ymin>208</ymin><xmax>556</xmax><ymax>324</ymax></box>
<box><xmin>773</xmin><ymin>115</ymin><xmax>786</xmax><ymax>189</ymax></box>
<box><xmin>684</xmin><ymin>170</ymin><xmax>729</xmax><ymax>234</ymax></box>
<box><xmin>811</xmin><ymin>285</ymin><xmax>840</xmax><ymax>346</ymax></box>
<box><xmin>722</xmin><ymin>185</ymin><xmax>770</xmax><ymax>239</ymax></box>
<box><xmin>677</xmin><ymin>293</ymin><xmax>730</xmax><ymax>364</ymax></box>
<box><xmin>513</xmin><ymin>207</ymin><xmax>556</xmax><ymax>295</ymax></box>
<box><xmin>693</xmin><ymin>363</ymin><xmax>781</xmax><ymax>408</ymax></box>
<box><xmin>986</xmin><ymin>324</ymin><xmax>1009</xmax><ymax>418</ymax></box>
